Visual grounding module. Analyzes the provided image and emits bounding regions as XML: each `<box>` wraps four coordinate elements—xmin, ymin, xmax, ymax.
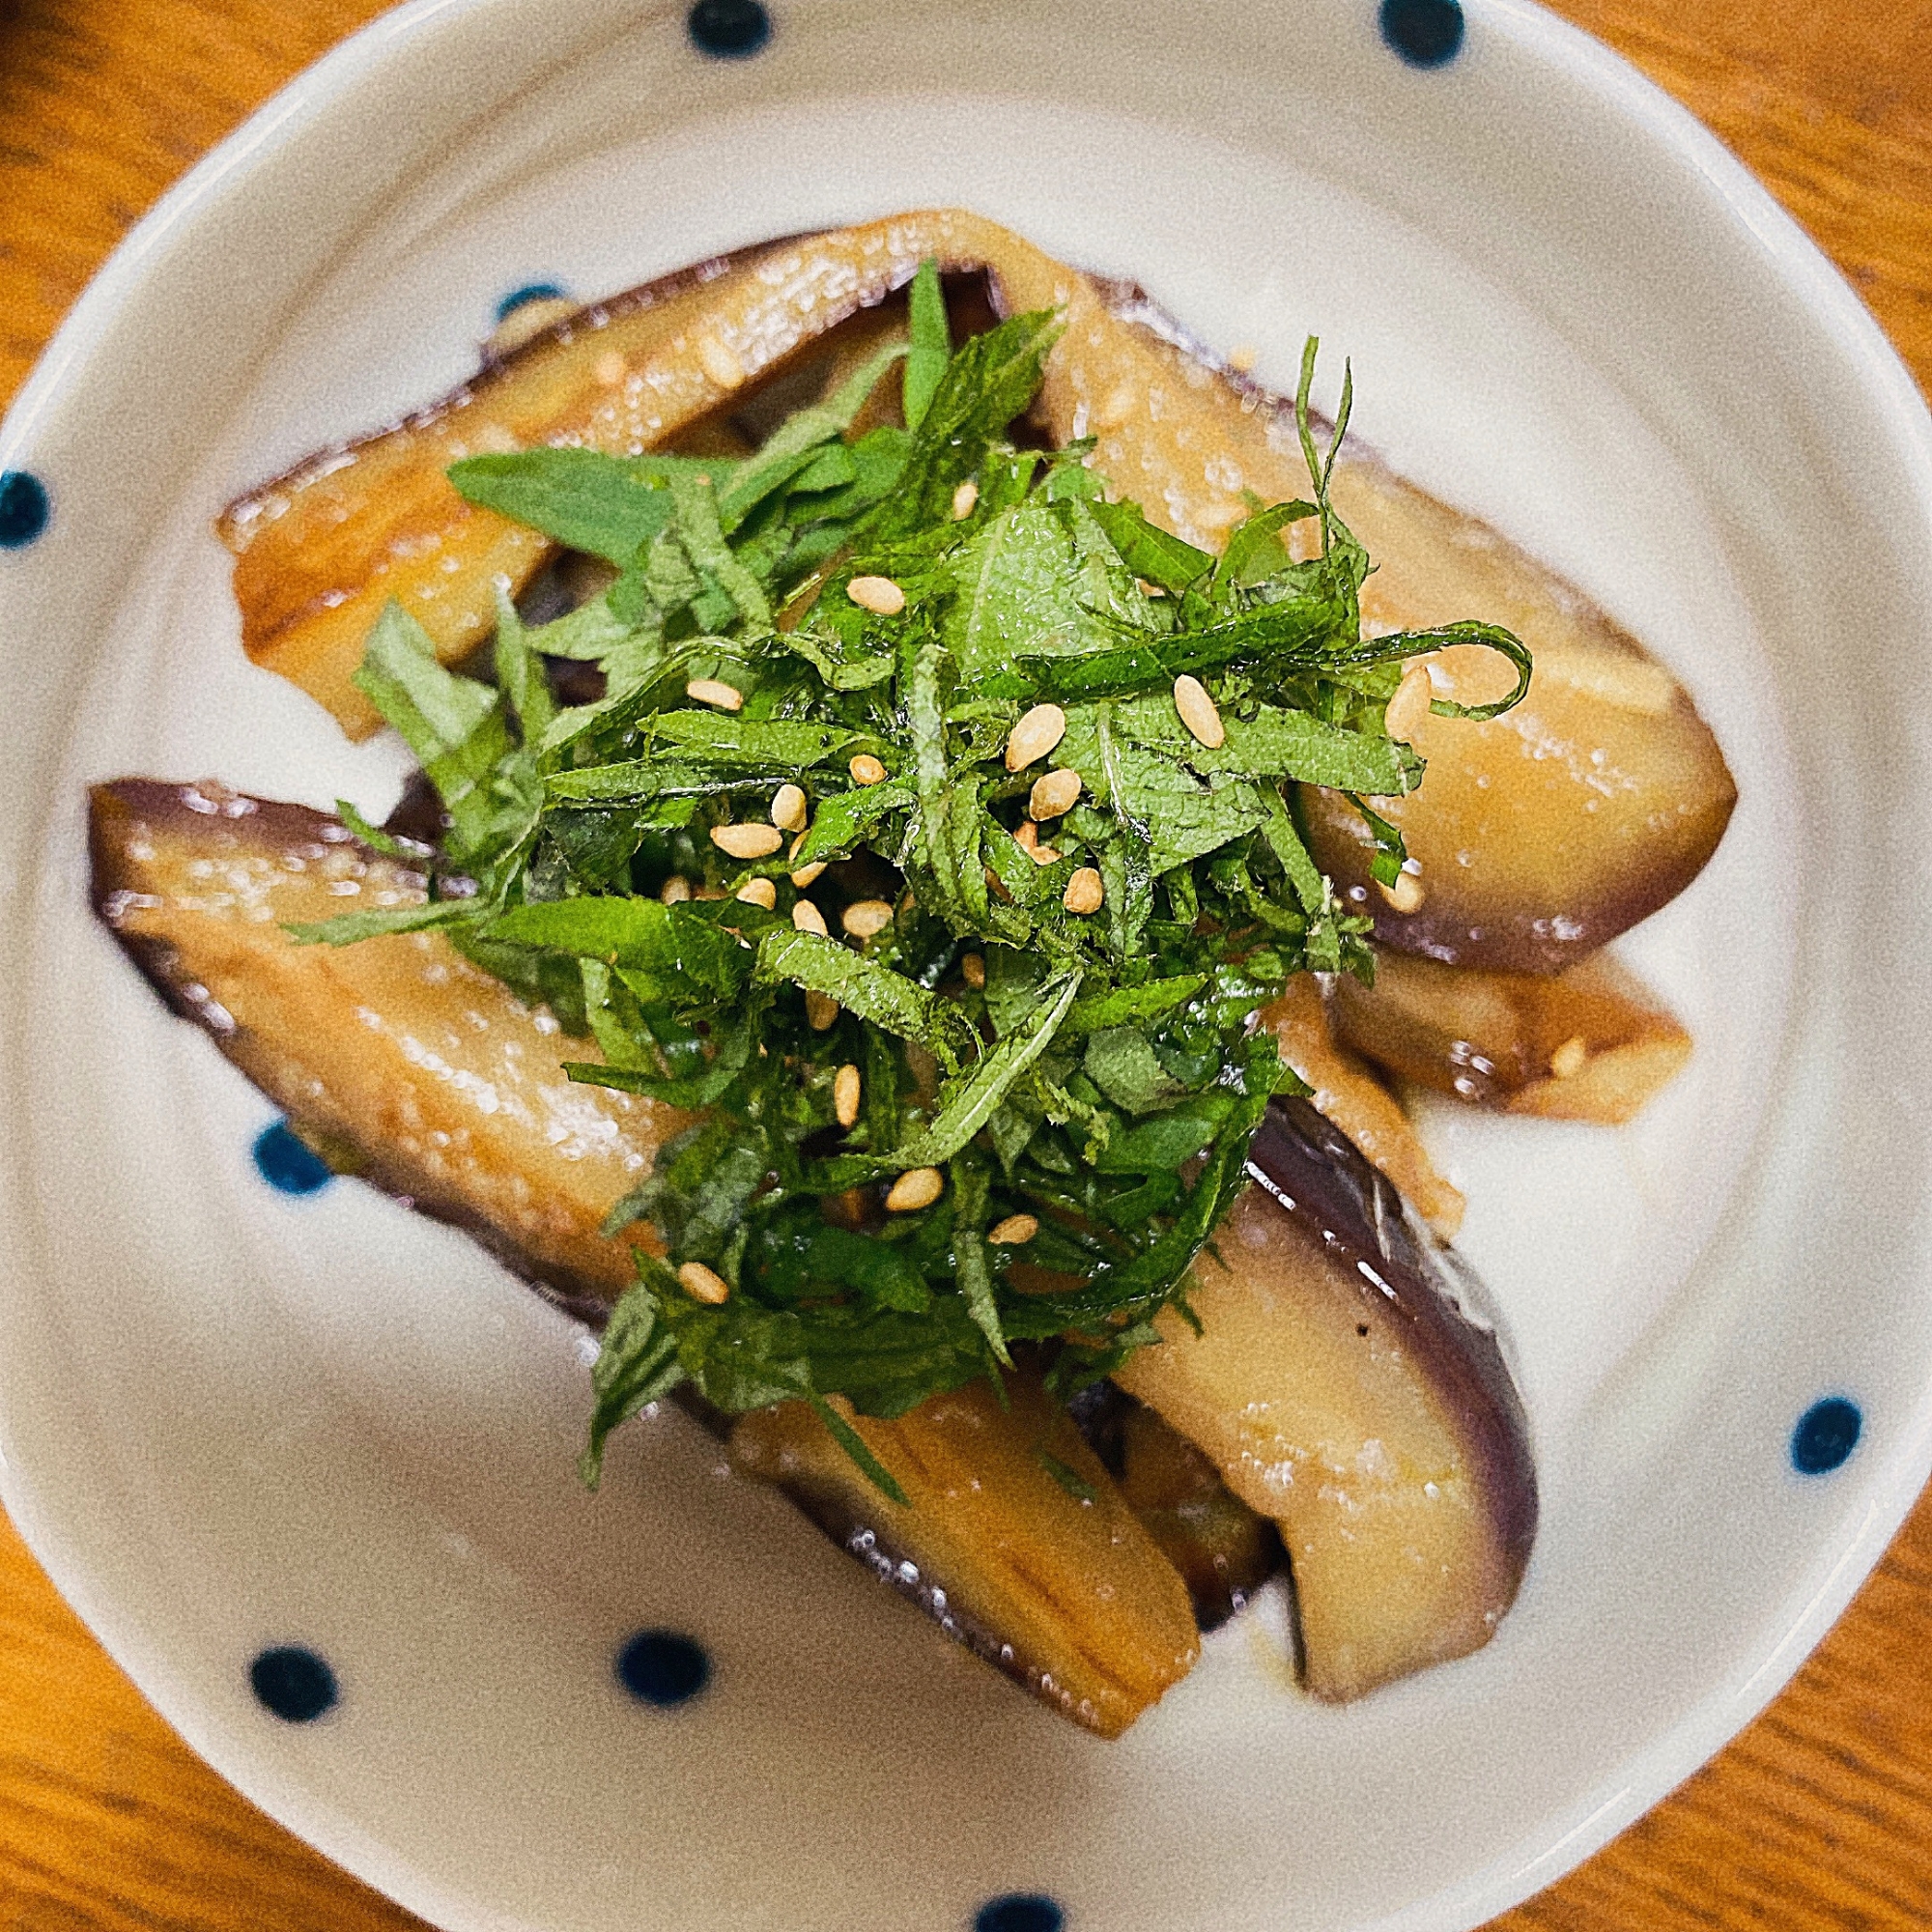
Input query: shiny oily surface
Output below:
<box><xmin>2</xmin><ymin>0</ymin><xmax>1929</xmax><ymax>1925</ymax></box>
<box><xmin>1</xmin><ymin>0</ymin><xmax>1927</xmax><ymax>1929</ymax></box>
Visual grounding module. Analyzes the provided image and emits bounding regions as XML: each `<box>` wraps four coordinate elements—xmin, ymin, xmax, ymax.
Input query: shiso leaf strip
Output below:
<box><xmin>293</xmin><ymin>270</ymin><xmax>1531</xmax><ymax>1488</ymax></box>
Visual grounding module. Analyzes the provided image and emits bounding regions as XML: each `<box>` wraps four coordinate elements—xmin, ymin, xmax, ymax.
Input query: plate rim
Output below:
<box><xmin>4</xmin><ymin>2</ymin><xmax>1932</xmax><ymax>1928</ymax></box>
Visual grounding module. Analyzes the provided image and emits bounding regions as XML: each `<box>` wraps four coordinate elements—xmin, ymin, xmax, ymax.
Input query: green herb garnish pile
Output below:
<box><xmin>297</xmin><ymin>262</ymin><xmax>1529</xmax><ymax>1498</ymax></box>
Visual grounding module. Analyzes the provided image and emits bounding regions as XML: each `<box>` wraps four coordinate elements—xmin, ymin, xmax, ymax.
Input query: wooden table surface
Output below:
<box><xmin>3</xmin><ymin>0</ymin><xmax>1931</xmax><ymax>1925</ymax></box>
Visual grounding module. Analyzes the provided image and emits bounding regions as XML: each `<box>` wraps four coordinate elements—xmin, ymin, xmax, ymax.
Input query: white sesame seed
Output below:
<box><xmin>1549</xmin><ymin>1036</ymin><xmax>1590</xmax><ymax>1080</ymax></box>
<box><xmin>735</xmin><ymin>877</ymin><xmax>777</xmax><ymax>910</ymax></box>
<box><xmin>834</xmin><ymin>1063</ymin><xmax>862</xmax><ymax>1128</ymax></box>
<box><xmin>792</xmin><ymin>898</ymin><xmax>829</xmax><ymax>937</ymax></box>
<box><xmin>1173</xmin><ymin>674</ymin><xmax>1225</xmax><ymax>749</ymax></box>
<box><xmin>841</xmin><ymin>899</ymin><xmax>895</xmax><ymax>940</ymax></box>
<box><xmin>847</xmin><ymin>575</ymin><xmax>907</xmax><ymax>615</ymax></box>
<box><xmin>952</xmin><ymin>478</ymin><xmax>980</xmax><ymax>519</ymax></box>
<box><xmin>687</xmin><ymin>677</ymin><xmax>744</xmax><ymax>711</ymax></box>
<box><xmin>486</xmin><ymin>295</ymin><xmax>578</xmax><ymax>359</ymax></box>
<box><xmin>771</xmin><ymin>783</ymin><xmax>809</xmax><ymax>832</ymax></box>
<box><xmin>711</xmin><ymin>822</ymin><xmax>783</xmax><ymax>859</ymax></box>
<box><xmin>790</xmin><ymin>861</ymin><xmax>828</xmax><ymax>888</ymax></box>
<box><xmin>1064</xmin><ymin>867</ymin><xmax>1104</xmax><ymax>915</ymax></box>
<box><xmin>677</xmin><ymin>1262</ymin><xmax>731</xmax><ymax>1305</ymax></box>
<box><xmin>1378</xmin><ymin>868</ymin><xmax>1426</xmax><ymax>915</ymax></box>
<box><xmin>1227</xmin><ymin>343</ymin><xmax>1258</xmax><ymax>374</ymax></box>
<box><xmin>697</xmin><ymin>333</ymin><xmax>746</xmax><ymax>390</ymax></box>
<box><xmin>849</xmin><ymin>753</ymin><xmax>888</xmax><ymax>786</ymax></box>
<box><xmin>885</xmin><ymin>1167</ymin><xmax>945</xmax><ymax>1213</ymax></box>
<box><xmin>988</xmin><ymin>1212</ymin><xmax>1039</xmax><ymax>1245</ymax></box>
<box><xmin>1005</xmin><ymin>703</ymin><xmax>1067</xmax><ymax>772</ymax></box>
<box><xmin>1029</xmin><ymin>768</ymin><xmax>1082</xmax><ymax>821</ymax></box>
<box><xmin>1384</xmin><ymin>659</ymin><xmax>1435</xmax><ymax>742</ymax></box>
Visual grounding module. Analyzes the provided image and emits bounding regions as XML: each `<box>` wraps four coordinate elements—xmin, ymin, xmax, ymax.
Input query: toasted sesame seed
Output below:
<box><xmin>849</xmin><ymin>753</ymin><xmax>889</xmax><ymax>786</ymax></box>
<box><xmin>834</xmin><ymin>1062</ymin><xmax>862</xmax><ymax>1128</ymax></box>
<box><xmin>805</xmin><ymin>991</ymin><xmax>839</xmax><ymax>1030</ymax></box>
<box><xmin>1096</xmin><ymin>381</ymin><xmax>1137</xmax><ymax>429</ymax></box>
<box><xmin>952</xmin><ymin>478</ymin><xmax>980</xmax><ymax>519</ymax></box>
<box><xmin>771</xmin><ymin>783</ymin><xmax>809</xmax><ymax>832</ymax></box>
<box><xmin>486</xmin><ymin>295</ymin><xmax>578</xmax><ymax>359</ymax></box>
<box><xmin>694</xmin><ymin>884</ymin><xmax>728</xmax><ymax>900</ymax></box>
<box><xmin>960</xmin><ymin>952</ymin><xmax>986</xmax><ymax>989</ymax></box>
<box><xmin>792</xmin><ymin>898</ymin><xmax>829</xmax><ymax>937</ymax></box>
<box><xmin>1549</xmin><ymin>1036</ymin><xmax>1590</xmax><ymax>1080</ymax></box>
<box><xmin>1384</xmin><ymin>659</ymin><xmax>1435</xmax><ymax>741</ymax></box>
<box><xmin>711</xmin><ymin>822</ymin><xmax>783</xmax><ymax>859</ymax></box>
<box><xmin>1379</xmin><ymin>868</ymin><xmax>1426</xmax><ymax>915</ymax></box>
<box><xmin>885</xmin><ymin>1167</ymin><xmax>945</xmax><ymax>1213</ymax></box>
<box><xmin>678</xmin><ymin>1262</ymin><xmax>731</xmax><ymax>1305</ymax></box>
<box><xmin>697</xmin><ymin>333</ymin><xmax>746</xmax><ymax>390</ymax></box>
<box><xmin>1030</xmin><ymin>768</ymin><xmax>1082</xmax><ymax>821</ymax></box>
<box><xmin>790</xmin><ymin>861</ymin><xmax>828</xmax><ymax>888</ymax></box>
<box><xmin>660</xmin><ymin>874</ymin><xmax>693</xmax><ymax>905</ymax></box>
<box><xmin>1064</xmin><ymin>867</ymin><xmax>1104</xmax><ymax>915</ymax></box>
<box><xmin>988</xmin><ymin>1212</ymin><xmax>1038</xmax><ymax>1245</ymax></box>
<box><xmin>735</xmin><ymin>877</ymin><xmax>778</xmax><ymax>910</ymax></box>
<box><xmin>687</xmin><ymin>677</ymin><xmax>744</xmax><ymax>711</ymax></box>
<box><xmin>847</xmin><ymin>575</ymin><xmax>906</xmax><ymax>616</ymax></box>
<box><xmin>842</xmin><ymin>898</ymin><xmax>895</xmax><ymax>939</ymax></box>
<box><xmin>1005</xmin><ymin>702</ymin><xmax>1067</xmax><ymax>771</ymax></box>
<box><xmin>593</xmin><ymin>349</ymin><xmax>628</xmax><ymax>387</ymax></box>
<box><xmin>1173</xmin><ymin>674</ymin><xmax>1225</xmax><ymax>749</ymax></box>
<box><xmin>1014</xmin><ymin>818</ymin><xmax>1039</xmax><ymax>855</ymax></box>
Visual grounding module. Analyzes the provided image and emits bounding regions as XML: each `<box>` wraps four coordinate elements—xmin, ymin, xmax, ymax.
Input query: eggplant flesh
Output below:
<box><xmin>728</xmin><ymin>1375</ymin><xmax>1200</xmax><ymax>1739</ymax></box>
<box><xmin>1331</xmin><ymin>948</ymin><xmax>1692</xmax><ymax>1122</ymax></box>
<box><xmin>89</xmin><ymin>779</ymin><xmax>671</xmax><ymax>1318</ymax></box>
<box><xmin>1116</xmin><ymin>1098</ymin><xmax>1537</xmax><ymax>1701</ymax></box>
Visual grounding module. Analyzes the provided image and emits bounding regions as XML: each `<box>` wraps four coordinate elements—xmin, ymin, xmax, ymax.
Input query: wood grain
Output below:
<box><xmin>2</xmin><ymin>0</ymin><xmax>1929</xmax><ymax>1926</ymax></box>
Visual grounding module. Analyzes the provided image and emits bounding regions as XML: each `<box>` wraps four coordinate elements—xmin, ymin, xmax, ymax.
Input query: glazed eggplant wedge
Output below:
<box><xmin>89</xmin><ymin>781</ymin><xmax>1534</xmax><ymax>1729</ymax></box>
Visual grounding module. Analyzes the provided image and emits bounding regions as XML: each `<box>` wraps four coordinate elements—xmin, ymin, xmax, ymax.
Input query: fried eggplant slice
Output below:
<box><xmin>89</xmin><ymin>780</ymin><xmax>673</xmax><ymax>1313</ymax></box>
<box><xmin>1294</xmin><ymin>639</ymin><xmax>1738</xmax><ymax>973</ymax></box>
<box><xmin>219</xmin><ymin>215</ymin><xmax>1067</xmax><ymax>738</ymax></box>
<box><xmin>1071</xmin><ymin>1384</ymin><xmax>1284</xmax><ymax>1634</ymax></box>
<box><xmin>1038</xmin><ymin>280</ymin><xmax>1737</xmax><ymax>974</ymax></box>
<box><xmin>1262</xmin><ymin>976</ymin><xmax>1464</xmax><ymax>1238</ymax></box>
<box><xmin>1331</xmin><ymin>948</ymin><xmax>1692</xmax><ymax>1122</ymax></box>
<box><xmin>1114</xmin><ymin>1098</ymin><xmax>1536</xmax><ymax>1701</ymax></box>
<box><xmin>729</xmin><ymin>1374</ymin><xmax>1200</xmax><ymax>1738</ymax></box>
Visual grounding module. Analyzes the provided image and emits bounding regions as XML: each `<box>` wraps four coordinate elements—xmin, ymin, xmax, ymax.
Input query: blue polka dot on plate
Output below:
<box><xmin>616</xmin><ymin>1629</ymin><xmax>711</xmax><ymax>1705</ymax></box>
<box><xmin>1792</xmin><ymin>1397</ymin><xmax>1861</xmax><ymax>1475</ymax></box>
<box><xmin>1379</xmin><ymin>0</ymin><xmax>1464</xmax><ymax>68</ymax></box>
<box><xmin>496</xmin><ymin>281</ymin><xmax>569</xmax><ymax>324</ymax></box>
<box><xmin>253</xmin><ymin>1121</ymin><xmax>333</xmax><ymax>1195</ymax></box>
<box><xmin>250</xmin><ymin>1645</ymin><xmax>338</xmax><ymax>1722</ymax></box>
<box><xmin>975</xmin><ymin>1897</ymin><xmax>1065</xmax><ymax>1932</ymax></box>
<box><xmin>687</xmin><ymin>0</ymin><xmax>771</xmax><ymax>59</ymax></box>
<box><xmin>0</xmin><ymin>470</ymin><xmax>50</xmax><ymax>549</ymax></box>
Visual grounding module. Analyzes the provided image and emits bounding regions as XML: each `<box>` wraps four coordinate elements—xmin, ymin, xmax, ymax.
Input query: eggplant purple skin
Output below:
<box><xmin>1242</xmin><ymin>1096</ymin><xmax>1540</xmax><ymax>1588</ymax></box>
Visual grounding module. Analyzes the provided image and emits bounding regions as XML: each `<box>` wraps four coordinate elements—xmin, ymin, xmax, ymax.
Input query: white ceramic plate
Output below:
<box><xmin>5</xmin><ymin>1</ymin><xmax>1932</xmax><ymax>1927</ymax></box>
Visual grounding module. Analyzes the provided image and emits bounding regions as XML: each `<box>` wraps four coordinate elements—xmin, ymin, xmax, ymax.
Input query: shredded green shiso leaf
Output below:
<box><xmin>291</xmin><ymin>262</ymin><xmax>1530</xmax><ymax>1496</ymax></box>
